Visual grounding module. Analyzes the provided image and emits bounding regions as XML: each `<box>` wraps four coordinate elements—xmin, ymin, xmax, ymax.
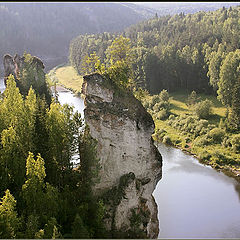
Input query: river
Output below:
<box><xmin>1</xmin><ymin>78</ymin><xmax>240</xmax><ymax>238</ymax></box>
<box><xmin>56</xmin><ymin>87</ymin><xmax>240</xmax><ymax>239</ymax></box>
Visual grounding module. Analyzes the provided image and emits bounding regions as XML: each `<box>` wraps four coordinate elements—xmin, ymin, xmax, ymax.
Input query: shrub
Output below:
<box><xmin>187</xmin><ymin>90</ymin><xmax>199</xmax><ymax>106</ymax></box>
<box><xmin>142</xmin><ymin>100</ymin><xmax>150</xmax><ymax>109</ymax></box>
<box><xmin>163</xmin><ymin>135</ymin><xmax>172</xmax><ymax>145</ymax></box>
<box><xmin>193</xmin><ymin>135</ymin><xmax>209</xmax><ymax>147</ymax></box>
<box><xmin>168</xmin><ymin>114</ymin><xmax>175</xmax><ymax>120</ymax></box>
<box><xmin>159</xmin><ymin>89</ymin><xmax>169</xmax><ymax>102</ymax></box>
<box><xmin>222</xmin><ymin>137</ymin><xmax>232</xmax><ymax>148</ymax></box>
<box><xmin>208</xmin><ymin>128</ymin><xmax>225</xmax><ymax>144</ymax></box>
<box><xmin>151</xmin><ymin>95</ymin><xmax>160</xmax><ymax>105</ymax></box>
<box><xmin>155</xmin><ymin>129</ymin><xmax>166</xmax><ymax>140</ymax></box>
<box><xmin>194</xmin><ymin>99</ymin><xmax>213</xmax><ymax>119</ymax></box>
<box><xmin>231</xmin><ymin>134</ymin><xmax>240</xmax><ymax>153</ymax></box>
<box><xmin>198</xmin><ymin>151</ymin><xmax>211</xmax><ymax>162</ymax></box>
<box><xmin>156</xmin><ymin>109</ymin><xmax>169</xmax><ymax>120</ymax></box>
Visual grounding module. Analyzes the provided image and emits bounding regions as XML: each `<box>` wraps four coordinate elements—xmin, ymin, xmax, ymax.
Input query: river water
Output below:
<box><xmin>1</xmin><ymin>78</ymin><xmax>240</xmax><ymax>238</ymax></box>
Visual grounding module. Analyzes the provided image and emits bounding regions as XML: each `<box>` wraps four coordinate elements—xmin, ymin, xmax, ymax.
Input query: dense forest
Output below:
<box><xmin>0</xmin><ymin>53</ymin><xmax>108</xmax><ymax>238</ymax></box>
<box><xmin>69</xmin><ymin>5</ymin><xmax>239</xmax><ymax>93</ymax></box>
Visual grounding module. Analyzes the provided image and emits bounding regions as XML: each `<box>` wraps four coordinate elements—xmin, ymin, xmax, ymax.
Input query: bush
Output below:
<box><xmin>222</xmin><ymin>137</ymin><xmax>232</xmax><ymax>148</ymax></box>
<box><xmin>194</xmin><ymin>99</ymin><xmax>213</xmax><ymax>119</ymax></box>
<box><xmin>155</xmin><ymin>109</ymin><xmax>169</xmax><ymax>120</ymax></box>
<box><xmin>208</xmin><ymin>128</ymin><xmax>225</xmax><ymax>144</ymax></box>
<box><xmin>151</xmin><ymin>95</ymin><xmax>160</xmax><ymax>105</ymax></box>
<box><xmin>231</xmin><ymin>134</ymin><xmax>240</xmax><ymax>153</ymax></box>
<box><xmin>142</xmin><ymin>100</ymin><xmax>150</xmax><ymax>109</ymax></box>
<box><xmin>187</xmin><ymin>90</ymin><xmax>200</xmax><ymax>106</ymax></box>
<box><xmin>193</xmin><ymin>135</ymin><xmax>209</xmax><ymax>147</ymax></box>
<box><xmin>159</xmin><ymin>89</ymin><xmax>169</xmax><ymax>102</ymax></box>
<box><xmin>163</xmin><ymin>135</ymin><xmax>172</xmax><ymax>145</ymax></box>
<box><xmin>198</xmin><ymin>150</ymin><xmax>211</xmax><ymax>162</ymax></box>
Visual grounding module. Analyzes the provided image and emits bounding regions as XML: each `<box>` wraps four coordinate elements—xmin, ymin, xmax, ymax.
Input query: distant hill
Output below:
<box><xmin>0</xmin><ymin>2</ymin><xmax>154</xmax><ymax>71</ymax></box>
<box><xmin>133</xmin><ymin>2</ymin><xmax>240</xmax><ymax>16</ymax></box>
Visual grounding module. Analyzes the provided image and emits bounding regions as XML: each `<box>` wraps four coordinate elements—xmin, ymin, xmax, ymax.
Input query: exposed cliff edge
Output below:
<box><xmin>82</xmin><ymin>73</ymin><xmax>162</xmax><ymax>238</ymax></box>
<box><xmin>3</xmin><ymin>53</ymin><xmax>51</xmax><ymax>104</ymax></box>
<box><xmin>3</xmin><ymin>53</ymin><xmax>44</xmax><ymax>85</ymax></box>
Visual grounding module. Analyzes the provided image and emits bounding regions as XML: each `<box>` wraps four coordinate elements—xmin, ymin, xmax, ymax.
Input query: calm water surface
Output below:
<box><xmin>153</xmin><ymin>143</ymin><xmax>240</xmax><ymax>238</ymax></box>
<box><xmin>1</xmin><ymin>78</ymin><xmax>240</xmax><ymax>238</ymax></box>
<box><xmin>57</xmin><ymin>87</ymin><xmax>85</xmax><ymax>118</ymax></box>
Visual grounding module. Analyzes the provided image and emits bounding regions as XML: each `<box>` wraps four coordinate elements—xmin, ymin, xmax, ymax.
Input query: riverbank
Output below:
<box><xmin>47</xmin><ymin>63</ymin><xmax>83</xmax><ymax>94</ymax></box>
<box><xmin>154</xmin><ymin>132</ymin><xmax>240</xmax><ymax>182</ymax></box>
<box><xmin>148</xmin><ymin>91</ymin><xmax>240</xmax><ymax>182</ymax></box>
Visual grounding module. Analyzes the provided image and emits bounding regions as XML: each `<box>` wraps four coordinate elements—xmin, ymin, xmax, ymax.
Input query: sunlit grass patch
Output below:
<box><xmin>55</xmin><ymin>65</ymin><xmax>83</xmax><ymax>92</ymax></box>
<box><xmin>48</xmin><ymin>64</ymin><xmax>83</xmax><ymax>93</ymax></box>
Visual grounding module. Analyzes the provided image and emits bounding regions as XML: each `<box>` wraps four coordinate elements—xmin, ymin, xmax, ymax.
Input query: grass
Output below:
<box><xmin>146</xmin><ymin>90</ymin><xmax>240</xmax><ymax>179</ymax></box>
<box><xmin>48</xmin><ymin>64</ymin><xmax>83</xmax><ymax>93</ymax></box>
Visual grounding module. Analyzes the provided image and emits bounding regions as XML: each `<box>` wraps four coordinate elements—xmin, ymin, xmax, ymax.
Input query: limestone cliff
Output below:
<box><xmin>82</xmin><ymin>73</ymin><xmax>162</xmax><ymax>238</ymax></box>
<box><xmin>3</xmin><ymin>53</ymin><xmax>51</xmax><ymax>104</ymax></box>
<box><xmin>3</xmin><ymin>53</ymin><xmax>44</xmax><ymax>85</ymax></box>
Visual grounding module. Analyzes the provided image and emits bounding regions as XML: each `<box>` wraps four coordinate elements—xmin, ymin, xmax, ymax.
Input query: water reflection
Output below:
<box><xmin>0</xmin><ymin>78</ymin><xmax>5</xmax><ymax>93</ymax></box>
<box><xmin>57</xmin><ymin>87</ymin><xmax>85</xmax><ymax>118</ymax></box>
<box><xmin>154</xmin><ymin>142</ymin><xmax>240</xmax><ymax>238</ymax></box>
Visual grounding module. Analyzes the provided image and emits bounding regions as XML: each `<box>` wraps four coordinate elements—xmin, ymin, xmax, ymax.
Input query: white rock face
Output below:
<box><xmin>82</xmin><ymin>73</ymin><xmax>162</xmax><ymax>238</ymax></box>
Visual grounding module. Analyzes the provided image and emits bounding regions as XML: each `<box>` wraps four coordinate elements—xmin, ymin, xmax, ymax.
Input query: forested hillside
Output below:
<box><xmin>69</xmin><ymin>5</ymin><xmax>240</xmax><ymax>94</ymax></box>
<box><xmin>0</xmin><ymin>2</ymin><xmax>154</xmax><ymax>70</ymax></box>
<box><xmin>136</xmin><ymin>2</ymin><xmax>240</xmax><ymax>15</ymax></box>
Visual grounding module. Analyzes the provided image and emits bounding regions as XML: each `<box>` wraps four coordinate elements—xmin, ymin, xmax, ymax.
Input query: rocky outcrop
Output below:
<box><xmin>3</xmin><ymin>53</ymin><xmax>44</xmax><ymax>85</ymax></box>
<box><xmin>82</xmin><ymin>73</ymin><xmax>162</xmax><ymax>238</ymax></box>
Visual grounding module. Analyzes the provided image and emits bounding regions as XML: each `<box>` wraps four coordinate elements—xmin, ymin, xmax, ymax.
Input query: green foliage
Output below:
<box><xmin>22</xmin><ymin>152</ymin><xmax>46</xmax><ymax>219</ymax></box>
<box><xmin>208</xmin><ymin>127</ymin><xmax>225</xmax><ymax>143</ymax></box>
<box><xmin>82</xmin><ymin>52</ymin><xmax>105</xmax><ymax>75</ymax></box>
<box><xmin>0</xmin><ymin>189</ymin><xmax>20</xmax><ymax>238</ymax></box>
<box><xmin>231</xmin><ymin>134</ymin><xmax>240</xmax><ymax>153</ymax></box>
<box><xmin>17</xmin><ymin>53</ymin><xmax>51</xmax><ymax>105</ymax></box>
<box><xmin>159</xmin><ymin>89</ymin><xmax>169</xmax><ymax>102</ymax></box>
<box><xmin>187</xmin><ymin>90</ymin><xmax>199</xmax><ymax>106</ymax></box>
<box><xmin>193</xmin><ymin>135</ymin><xmax>209</xmax><ymax>147</ymax></box>
<box><xmin>104</xmin><ymin>35</ymin><xmax>134</xmax><ymax>88</ymax></box>
<box><xmin>25</xmin><ymin>215</ymin><xmax>40</xmax><ymax>239</ymax></box>
<box><xmin>70</xmin><ymin>6</ymin><xmax>240</xmax><ymax>94</ymax></box>
<box><xmin>71</xmin><ymin>214</ymin><xmax>90</xmax><ymax>239</ymax></box>
<box><xmin>0</xmin><ymin>75</ymin><xmax>36</xmax><ymax>192</ymax></box>
<box><xmin>0</xmin><ymin>62</ymin><xmax>108</xmax><ymax>238</ymax></box>
<box><xmin>155</xmin><ymin>109</ymin><xmax>169</xmax><ymax>120</ymax></box>
<box><xmin>194</xmin><ymin>99</ymin><xmax>213</xmax><ymax>119</ymax></box>
<box><xmin>163</xmin><ymin>135</ymin><xmax>172</xmax><ymax>145</ymax></box>
<box><xmin>218</xmin><ymin>50</ymin><xmax>240</xmax><ymax>107</ymax></box>
<box><xmin>43</xmin><ymin>217</ymin><xmax>62</xmax><ymax>239</ymax></box>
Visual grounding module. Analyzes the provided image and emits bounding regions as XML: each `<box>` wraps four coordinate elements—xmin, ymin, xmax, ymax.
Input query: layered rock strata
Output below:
<box><xmin>82</xmin><ymin>73</ymin><xmax>162</xmax><ymax>238</ymax></box>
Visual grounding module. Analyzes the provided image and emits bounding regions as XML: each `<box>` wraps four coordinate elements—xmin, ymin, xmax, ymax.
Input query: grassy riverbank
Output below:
<box><xmin>142</xmin><ymin>91</ymin><xmax>240</xmax><ymax>180</ymax></box>
<box><xmin>48</xmin><ymin>63</ymin><xmax>83</xmax><ymax>93</ymax></box>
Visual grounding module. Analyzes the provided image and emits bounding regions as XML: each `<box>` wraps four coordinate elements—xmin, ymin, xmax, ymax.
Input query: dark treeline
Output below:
<box><xmin>0</xmin><ymin>54</ymin><xmax>107</xmax><ymax>238</ymax></box>
<box><xmin>69</xmin><ymin>5</ymin><xmax>240</xmax><ymax>94</ymax></box>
